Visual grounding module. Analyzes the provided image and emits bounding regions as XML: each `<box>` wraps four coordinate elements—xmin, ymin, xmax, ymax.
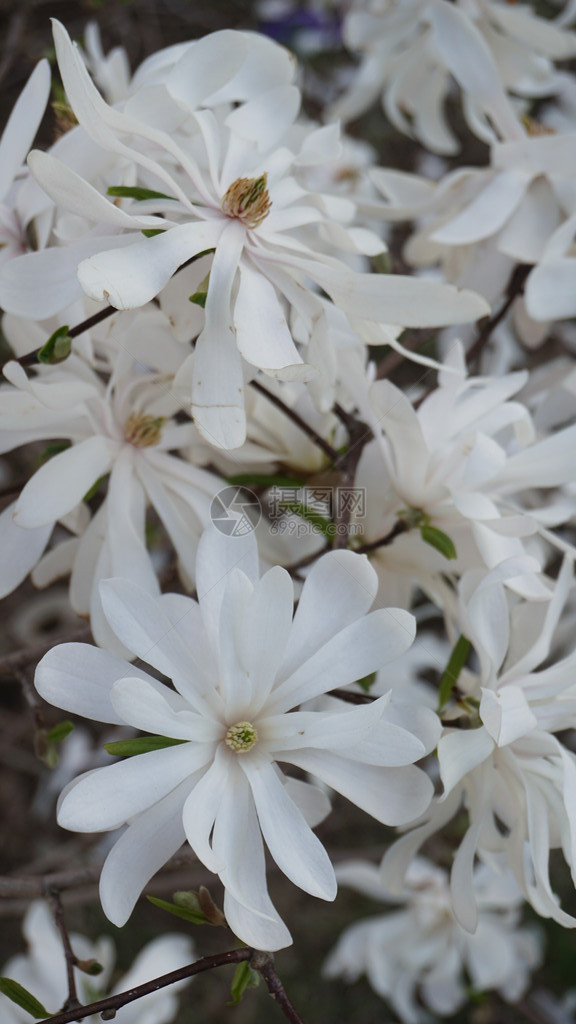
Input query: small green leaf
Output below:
<box><xmin>141</xmin><ymin>228</ymin><xmax>166</xmax><ymax>237</ymax></box>
<box><xmin>83</xmin><ymin>475</ymin><xmax>106</xmax><ymax>503</ymax></box>
<box><xmin>37</xmin><ymin>326</ymin><xmax>71</xmax><ymax>365</ymax></box>
<box><xmin>189</xmin><ymin>290</ymin><xmax>207</xmax><ymax>308</ymax></box>
<box><xmin>225</xmin><ymin>473</ymin><xmax>307</xmax><ymax>488</ymax></box>
<box><xmin>437</xmin><ymin>635</ymin><xmax>471</xmax><ymax>713</ymax></box>
<box><xmin>280</xmin><ymin>502</ymin><xmax>334</xmax><ymax>538</ymax></box>
<box><xmin>420</xmin><ymin>524</ymin><xmax>457</xmax><ymax>560</ymax></box>
<box><xmin>356</xmin><ymin>672</ymin><xmax>377</xmax><ymax>694</ymax></box>
<box><xmin>76</xmin><ymin>958</ymin><xmax>104</xmax><ymax>976</ymax></box>
<box><xmin>146</xmin><ymin>895</ymin><xmax>208</xmax><ymax>925</ymax></box>
<box><xmin>228</xmin><ymin>961</ymin><xmax>260</xmax><ymax>1005</ymax></box>
<box><xmin>104</xmin><ymin>736</ymin><xmax>188</xmax><ymax>757</ymax></box>
<box><xmin>373</xmin><ymin>251</ymin><xmax>391</xmax><ymax>274</ymax></box>
<box><xmin>39</xmin><ymin>441</ymin><xmax>71</xmax><ymax>465</ymax></box>
<box><xmin>46</xmin><ymin>720</ymin><xmax>74</xmax><ymax>745</ymax></box>
<box><xmin>107</xmin><ymin>185</ymin><xmax>174</xmax><ymax>201</ymax></box>
<box><xmin>0</xmin><ymin>978</ymin><xmax>51</xmax><ymax>1018</ymax></box>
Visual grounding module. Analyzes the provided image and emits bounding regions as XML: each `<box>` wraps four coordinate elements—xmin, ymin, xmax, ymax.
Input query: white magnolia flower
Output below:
<box><xmin>382</xmin><ymin>555</ymin><xmax>576</xmax><ymax>932</ymax></box>
<box><xmin>6</xmin><ymin>21</ymin><xmax>488</xmax><ymax>449</ymax></box>
<box><xmin>0</xmin><ymin>901</ymin><xmax>193</xmax><ymax>1024</ymax></box>
<box><xmin>331</xmin><ymin>0</ymin><xmax>575</xmax><ymax>152</ymax></box>
<box><xmin>0</xmin><ymin>346</ymin><xmax>222</xmax><ymax>651</ymax></box>
<box><xmin>324</xmin><ymin>858</ymin><xmax>542</xmax><ymax>1024</ymax></box>
<box><xmin>35</xmin><ymin>527</ymin><xmax>440</xmax><ymax>951</ymax></box>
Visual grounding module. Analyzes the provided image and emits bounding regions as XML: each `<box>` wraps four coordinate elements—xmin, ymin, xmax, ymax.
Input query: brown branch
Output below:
<box><xmin>0</xmin><ymin>625</ymin><xmax>92</xmax><ymax>681</ymax></box>
<box><xmin>354</xmin><ymin>520</ymin><xmax>408</xmax><ymax>553</ymax></box>
<box><xmin>38</xmin><ymin>949</ymin><xmax>253</xmax><ymax>1024</ymax></box>
<box><xmin>329</xmin><ymin>688</ymin><xmax>375</xmax><ymax>704</ymax></box>
<box><xmin>466</xmin><ymin>263</ymin><xmax>531</xmax><ymax>368</ymax></box>
<box><xmin>330</xmin><ymin>412</ymin><xmax>370</xmax><ymax>551</ymax></box>
<box><xmin>45</xmin><ymin>888</ymin><xmax>81</xmax><ymax>1013</ymax></box>
<box><xmin>250</xmin><ymin>952</ymin><xmax>305</xmax><ymax>1024</ymax></box>
<box><xmin>250</xmin><ymin>380</ymin><xmax>340</xmax><ymax>462</ymax></box>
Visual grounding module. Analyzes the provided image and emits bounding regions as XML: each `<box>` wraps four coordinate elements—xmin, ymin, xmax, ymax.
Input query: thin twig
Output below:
<box><xmin>466</xmin><ymin>263</ymin><xmax>531</xmax><ymax>368</ymax></box>
<box><xmin>330</xmin><ymin>414</ymin><xmax>369</xmax><ymax>550</ymax></box>
<box><xmin>329</xmin><ymin>688</ymin><xmax>375</xmax><ymax>704</ymax></box>
<box><xmin>45</xmin><ymin>888</ymin><xmax>81</xmax><ymax>1012</ymax></box>
<box><xmin>250</xmin><ymin>952</ymin><xmax>306</xmax><ymax>1024</ymax></box>
<box><xmin>0</xmin><ymin>625</ymin><xmax>92</xmax><ymax>681</ymax></box>
<box><xmin>354</xmin><ymin>520</ymin><xmax>408</xmax><ymax>553</ymax></box>
<box><xmin>37</xmin><ymin>949</ymin><xmax>253</xmax><ymax>1024</ymax></box>
<box><xmin>251</xmin><ymin>380</ymin><xmax>340</xmax><ymax>462</ymax></box>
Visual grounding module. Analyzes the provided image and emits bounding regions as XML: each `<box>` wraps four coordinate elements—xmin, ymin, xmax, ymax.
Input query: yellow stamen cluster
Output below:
<box><xmin>522</xmin><ymin>115</ymin><xmax>555</xmax><ymax>137</ymax></box>
<box><xmin>221</xmin><ymin>174</ymin><xmax>271</xmax><ymax>229</ymax></box>
<box><xmin>225</xmin><ymin>721</ymin><xmax>259</xmax><ymax>754</ymax></box>
<box><xmin>124</xmin><ymin>412</ymin><xmax>165</xmax><ymax>448</ymax></box>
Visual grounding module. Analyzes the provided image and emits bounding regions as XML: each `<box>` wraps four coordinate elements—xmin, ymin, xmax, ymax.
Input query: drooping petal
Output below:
<box><xmin>78</xmin><ymin>221</ymin><xmax>224</xmax><ymax>310</ymax></box>
<box><xmin>0</xmin><ymin>501</ymin><xmax>52</xmax><ymax>598</ymax></box>
<box><xmin>99</xmin><ymin>780</ymin><xmax>189</xmax><ymax>926</ymax></box>
<box><xmin>242</xmin><ymin>757</ymin><xmax>336</xmax><ymax>900</ymax></box>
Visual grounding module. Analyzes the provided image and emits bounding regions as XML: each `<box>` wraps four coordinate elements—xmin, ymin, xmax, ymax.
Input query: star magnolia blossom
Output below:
<box><xmin>0</xmin><ymin>901</ymin><xmax>193</xmax><ymax>1024</ymax></box>
<box><xmin>324</xmin><ymin>858</ymin><xmax>542</xmax><ymax>1024</ymax></box>
<box><xmin>35</xmin><ymin>527</ymin><xmax>440</xmax><ymax>951</ymax></box>
<box><xmin>331</xmin><ymin>0</ymin><xmax>576</xmax><ymax>152</ymax></box>
<box><xmin>0</xmin><ymin>349</ymin><xmax>222</xmax><ymax>651</ymax></box>
<box><xmin>382</xmin><ymin>556</ymin><xmax>576</xmax><ymax>932</ymax></box>
<box><xmin>5</xmin><ymin>21</ymin><xmax>489</xmax><ymax>449</ymax></box>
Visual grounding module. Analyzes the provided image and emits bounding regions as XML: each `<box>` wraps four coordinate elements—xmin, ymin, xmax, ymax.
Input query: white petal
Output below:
<box><xmin>282</xmin><ymin>750</ymin><xmax>433</xmax><ymax>826</ymax></box>
<box><xmin>243</xmin><ymin>757</ymin><xmax>336</xmax><ymax>899</ymax></box>
<box><xmin>525</xmin><ymin>259</ymin><xmax>576</xmax><ymax>321</ymax></box>
<box><xmin>225</xmin><ymin>86</ymin><xmax>300</xmax><ymax>149</ymax></box>
<box><xmin>279</xmin><ymin>550</ymin><xmax>378</xmax><ymax>680</ymax></box>
<box><xmin>110</xmin><ymin>676</ymin><xmax>222</xmax><ymax>742</ymax></box>
<box><xmin>35</xmin><ymin>642</ymin><xmax>158</xmax><ymax>723</ymax></box>
<box><xmin>479</xmin><ymin>686</ymin><xmax>538</xmax><ymax>747</ymax></box>
<box><xmin>238</xmin><ymin>565</ymin><xmax>294</xmax><ymax>709</ymax></box>
<box><xmin>438</xmin><ymin>728</ymin><xmax>494</xmax><ymax>796</ymax></box>
<box><xmin>182</xmin><ymin>745</ymin><xmax>229</xmax><ymax>872</ymax></box>
<box><xmin>196</xmin><ymin>524</ymin><xmax>259</xmax><ymax>651</ymax></box>
<box><xmin>0</xmin><ymin>60</ymin><xmax>50</xmax><ymax>201</ymax></box>
<box><xmin>0</xmin><ymin>501</ymin><xmax>52</xmax><ymax>597</ymax></box>
<box><xmin>57</xmin><ymin>743</ymin><xmax>208</xmax><ymax>832</ymax></box>
<box><xmin>431</xmin><ymin>171</ymin><xmax>530</xmax><ymax>246</ymax></box>
<box><xmin>269</xmin><ymin>608</ymin><xmax>416</xmax><ymax>714</ymax></box>
<box><xmin>100</xmin><ymin>781</ymin><xmax>188</xmax><ymax>926</ymax></box>
<box><xmin>78</xmin><ymin>221</ymin><xmax>224</xmax><ymax>310</ymax></box>
<box><xmin>234</xmin><ymin>260</ymin><xmax>305</xmax><ymax>373</ymax></box>
<box><xmin>15</xmin><ymin>436</ymin><xmax>115</xmax><ymax>528</ymax></box>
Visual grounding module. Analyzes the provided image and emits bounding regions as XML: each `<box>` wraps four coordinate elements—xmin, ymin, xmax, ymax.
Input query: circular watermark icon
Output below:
<box><xmin>210</xmin><ymin>486</ymin><xmax>261</xmax><ymax>537</ymax></box>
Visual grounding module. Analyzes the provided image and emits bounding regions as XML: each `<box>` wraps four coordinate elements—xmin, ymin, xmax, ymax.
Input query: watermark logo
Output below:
<box><xmin>210</xmin><ymin>487</ymin><xmax>262</xmax><ymax>536</ymax></box>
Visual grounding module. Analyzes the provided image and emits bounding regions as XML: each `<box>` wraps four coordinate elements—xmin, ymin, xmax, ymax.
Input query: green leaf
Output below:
<box><xmin>39</xmin><ymin>441</ymin><xmax>71</xmax><ymax>465</ymax></box>
<box><xmin>189</xmin><ymin>290</ymin><xmax>207</xmax><ymax>308</ymax></box>
<box><xmin>420</xmin><ymin>524</ymin><xmax>457</xmax><ymax>560</ymax></box>
<box><xmin>83</xmin><ymin>474</ymin><xmax>106</xmax><ymax>503</ymax></box>
<box><xmin>225</xmin><ymin>473</ymin><xmax>307</xmax><ymax>488</ymax></box>
<box><xmin>107</xmin><ymin>185</ymin><xmax>174</xmax><ymax>201</ymax></box>
<box><xmin>280</xmin><ymin>502</ymin><xmax>334</xmax><ymax>538</ymax></box>
<box><xmin>104</xmin><ymin>736</ymin><xmax>188</xmax><ymax>757</ymax></box>
<box><xmin>146</xmin><ymin>895</ymin><xmax>208</xmax><ymax>925</ymax></box>
<box><xmin>37</xmin><ymin>326</ymin><xmax>71</xmax><ymax>365</ymax></box>
<box><xmin>356</xmin><ymin>672</ymin><xmax>376</xmax><ymax>694</ymax></box>
<box><xmin>228</xmin><ymin>961</ymin><xmax>260</xmax><ymax>1005</ymax></box>
<box><xmin>46</xmin><ymin>720</ymin><xmax>74</xmax><ymax>745</ymax></box>
<box><xmin>437</xmin><ymin>635</ymin><xmax>471</xmax><ymax>713</ymax></box>
<box><xmin>141</xmin><ymin>228</ymin><xmax>166</xmax><ymax>237</ymax></box>
<box><xmin>0</xmin><ymin>978</ymin><xmax>50</xmax><ymax>1018</ymax></box>
<box><xmin>76</xmin><ymin>959</ymin><xmax>104</xmax><ymax>976</ymax></box>
<box><xmin>373</xmin><ymin>251</ymin><xmax>391</xmax><ymax>274</ymax></box>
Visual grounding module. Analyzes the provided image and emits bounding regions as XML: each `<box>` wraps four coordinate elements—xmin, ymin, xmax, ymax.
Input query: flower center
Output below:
<box><xmin>225</xmin><ymin>721</ymin><xmax>259</xmax><ymax>754</ymax></box>
<box><xmin>522</xmin><ymin>115</ymin><xmax>555</xmax><ymax>138</ymax></box>
<box><xmin>124</xmin><ymin>412</ymin><xmax>165</xmax><ymax>448</ymax></box>
<box><xmin>221</xmin><ymin>174</ymin><xmax>271</xmax><ymax>229</ymax></box>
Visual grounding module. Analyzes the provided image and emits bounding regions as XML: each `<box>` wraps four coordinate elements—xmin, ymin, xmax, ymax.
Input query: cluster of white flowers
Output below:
<box><xmin>2</xmin><ymin>3</ymin><xmax>576</xmax><ymax>1022</ymax></box>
